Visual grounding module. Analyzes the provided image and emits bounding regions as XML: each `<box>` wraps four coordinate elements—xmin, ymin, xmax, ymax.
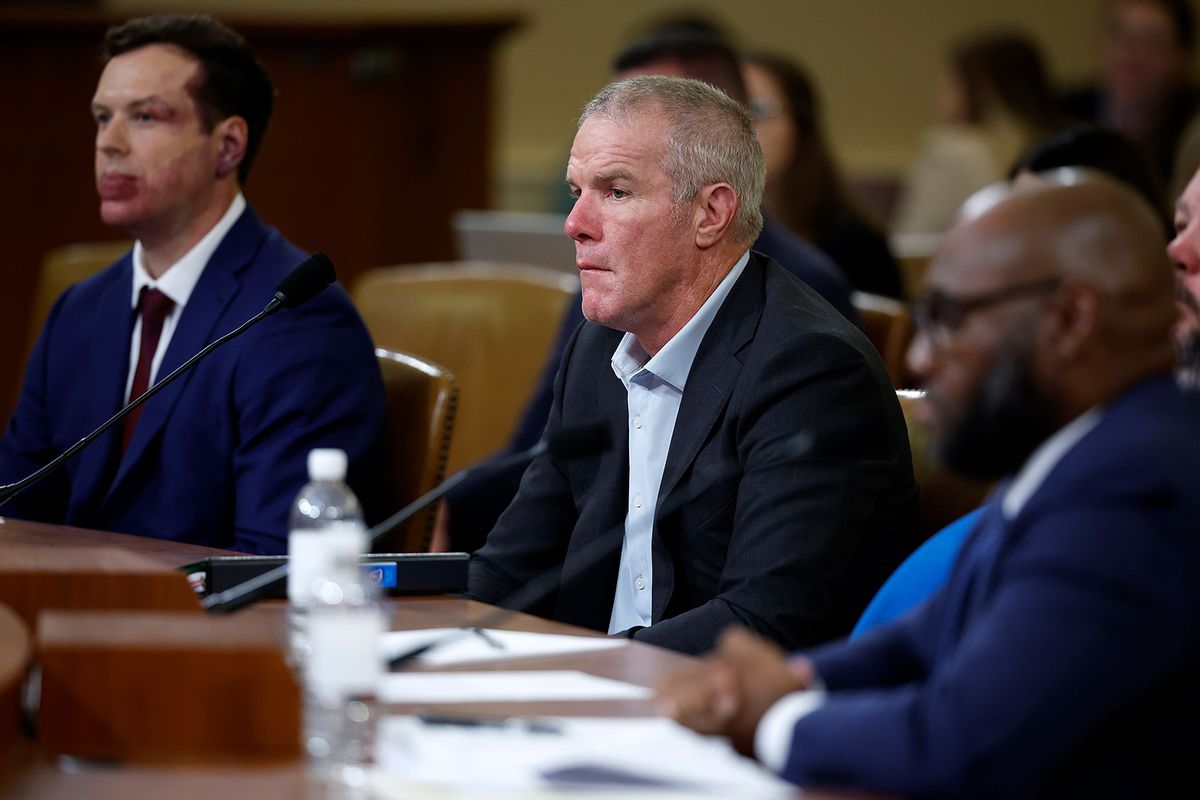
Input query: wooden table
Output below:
<box><xmin>0</xmin><ymin>519</ymin><xmax>876</xmax><ymax>799</ymax></box>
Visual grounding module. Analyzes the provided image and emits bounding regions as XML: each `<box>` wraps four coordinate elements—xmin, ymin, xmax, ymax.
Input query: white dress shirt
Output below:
<box><xmin>124</xmin><ymin>193</ymin><xmax>246</xmax><ymax>402</ymax></box>
<box><xmin>754</xmin><ymin>404</ymin><xmax>1104</xmax><ymax>772</ymax></box>
<box><xmin>607</xmin><ymin>250</ymin><xmax>750</xmax><ymax>634</ymax></box>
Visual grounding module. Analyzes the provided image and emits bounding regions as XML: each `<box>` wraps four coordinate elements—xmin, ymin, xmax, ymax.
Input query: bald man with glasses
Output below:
<box><xmin>658</xmin><ymin>174</ymin><xmax>1200</xmax><ymax>798</ymax></box>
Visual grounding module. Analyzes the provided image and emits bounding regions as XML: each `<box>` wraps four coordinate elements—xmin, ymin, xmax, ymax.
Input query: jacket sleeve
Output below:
<box><xmin>779</xmin><ymin>498</ymin><xmax>1198</xmax><ymax>797</ymax></box>
<box><xmin>228</xmin><ymin>288</ymin><xmax>386</xmax><ymax>554</ymax></box>
<box><xmin>0</xmin><ymin>290</ymin><xmax>75</xmax><ymax>522</ymax></box>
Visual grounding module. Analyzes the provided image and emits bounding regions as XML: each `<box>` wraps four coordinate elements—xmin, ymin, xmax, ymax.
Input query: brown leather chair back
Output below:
<box><xmin>854</xmin><ymin>291</ymin><xmax>913</xmax><ymax>389</ymax></box>
<box><xmin>897</xmin><ymin>390</ymin><xmax>993</xmax><ymax>538</ymax></box>
<box><xmin>374</xmin><ymin>348</ymin><xmax>457</xmax><ymax>552</ymax></box>
<box><xmin>352</xmin><ymin>262</ymin><xmax>577</xmax><ymax>475</ymax></box>
<box><xmin>21</xmin><ymin>242</ymin><xmax>132</xmax><ymax>401</ymax></box>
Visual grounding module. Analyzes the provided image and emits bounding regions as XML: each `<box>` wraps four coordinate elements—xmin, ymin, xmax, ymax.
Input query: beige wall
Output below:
<box><xmin>107</xmin><ymin>0</ymin><xmax>1128</xmax><ymax>209</ymax></box>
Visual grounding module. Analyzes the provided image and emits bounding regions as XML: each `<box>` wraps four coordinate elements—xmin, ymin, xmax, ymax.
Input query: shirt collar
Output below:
<box><xmin>611</xmin><ymin>250</ymin><xmax>750</xmax><ymax>391</ymax></box>
<box><xmin>130</xmin><ymin>193</ymin><xmax>246</xmax><ymax>309</ymax></box>
<box><xmin>1001</xmin><ymin>406</ymin><xmax>1103</xmax><ymax>519</ymax></box>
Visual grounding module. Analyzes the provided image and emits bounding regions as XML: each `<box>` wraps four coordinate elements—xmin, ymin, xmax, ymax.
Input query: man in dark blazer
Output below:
<box><xmin>0</xmin><ymin>16</ymin><xmax>384</xmax><ymax>554</ymax></box>
<box><xmin>469</xmin><ymin>76</ymin><xmax>918</xmax><ymax>655</ymax></box>
<box><xmin>441</xmin><ymin>23</ymin><xmax>859</xmax><ymax>555</ymax></box>
<box><xmin>659</xmin><ymin>174</ymin><xmax>1200</xmax><ymax>797</ymax></box>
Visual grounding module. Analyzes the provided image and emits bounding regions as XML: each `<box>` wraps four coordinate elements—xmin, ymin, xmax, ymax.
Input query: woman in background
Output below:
<box><xmin>743</xmin><ymin>52</ymin><xmax>905</xmax><ymax>299</ymax></box>
<box><xmin>892</xmin><ymin>32</ymin><xmax>1064</xmax><ymax>236</ymax></box>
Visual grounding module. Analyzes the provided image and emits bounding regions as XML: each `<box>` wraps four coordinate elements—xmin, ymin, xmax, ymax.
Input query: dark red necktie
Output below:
<box><xmin>122</xmin><ymin>287</ymin><xmax>174</xmax><ymax>452</ymax></box>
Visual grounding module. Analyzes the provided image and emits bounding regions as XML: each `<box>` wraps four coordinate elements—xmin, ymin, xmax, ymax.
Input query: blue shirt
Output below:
<box><xmin>607</xmin><ymin>251</ymin><xmax>750</xmax><ymax>633</ymax></box>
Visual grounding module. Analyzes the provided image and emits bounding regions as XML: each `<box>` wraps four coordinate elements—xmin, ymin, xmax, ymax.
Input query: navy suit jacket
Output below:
<box><xmin>782</xmin><ymin>375</ymin><xmax>1200</xmax><ymax>798</ymax></box>
<box><xmin>0</xmin><ymin>207</ymin><xmax>386</xmax><ymax>554</ymax></box>
<box><xmin>469</xmin><ymin>252</ymin><xmax>918</xmax><ymax>654</ymax></box>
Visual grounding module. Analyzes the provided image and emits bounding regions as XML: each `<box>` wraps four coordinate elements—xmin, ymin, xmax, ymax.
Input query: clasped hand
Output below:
<box><xmin>654</xmin><ymin>626</ymin><xmax>814</xmax><ymax>757</ymax></box>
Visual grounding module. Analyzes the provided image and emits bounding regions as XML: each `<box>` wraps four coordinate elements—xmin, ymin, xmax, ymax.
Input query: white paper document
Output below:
<box><xmin>377</xmin><ymin>669</ymin><xmax>653</xmax><ymax>704</ymax></box>
<box><xmin>374</xmin><ymin>715</ymin><xmax>795</xmax><ymax>798</ymax></box>
<box><xmin>381</xmin><ymin>627</ymin><xmax>628</xmax><ymax>666</ymax></box>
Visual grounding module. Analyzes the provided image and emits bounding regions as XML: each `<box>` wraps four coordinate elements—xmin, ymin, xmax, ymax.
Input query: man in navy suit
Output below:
<box><xmin>0</xmin><ymin>16</ymin><xmax>384</xmax><ymax>554</ymax></box>
<box><xmin>469</xmin><ymin>77</ymin><xmax>918</xmax><ymax>655</ymax></box>
<box><xmin>658</xmin><ymin>174</ymin><xmax>1200</xmax><ymax>797</ymax></box>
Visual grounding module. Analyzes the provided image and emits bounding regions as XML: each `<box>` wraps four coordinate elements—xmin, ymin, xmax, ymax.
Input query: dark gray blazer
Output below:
<box><xmin>469</xmin><ymin>252</ymin><xmax>919</xmax><ymax>654</ymax></box>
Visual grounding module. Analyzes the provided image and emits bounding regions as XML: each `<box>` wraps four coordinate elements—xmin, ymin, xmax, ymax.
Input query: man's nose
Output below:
<box><xmin>96</xmin><ymin>118</ymin><xmax>127</xmax><ymax>156</ymax></box>
<box><xmin>564</xmin><ymin>194</ymin><xmax>597</xmax><ymax>243</ymax></box>
<box><xmin>905</xmin><ymin>329</ymin><xmax>935</xmax><ymax>386</ymax></box>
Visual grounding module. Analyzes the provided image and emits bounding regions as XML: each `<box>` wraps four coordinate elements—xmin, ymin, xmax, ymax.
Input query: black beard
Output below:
<box><xmin>937</xmin><ymin>342</ymin><xmax>1061</xmax><ymax>481</ymax></box>
<box><xmin>1176</xmin><ymin>285</ymin><xmax>1200</xmax><ymax>385</ymax></box>
<box><xmin>1177</xmin><ymin>331</ymin><xmax>1200</xmax><ymax>389</ymax></box>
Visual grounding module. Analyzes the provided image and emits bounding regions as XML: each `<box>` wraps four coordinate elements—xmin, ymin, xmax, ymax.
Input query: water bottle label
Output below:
<box><xmin>309</xmin><ymin>607</ymin><xmax>385</xmax><ymax>697</ymax></box>
<box><xmin>288</xmin><ymin>522</ymin><xmax>368</xmax><ymax>605</ymax></box>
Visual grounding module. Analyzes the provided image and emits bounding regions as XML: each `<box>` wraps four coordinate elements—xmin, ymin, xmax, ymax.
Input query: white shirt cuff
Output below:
<box><xmin>753</xmin><ymin>689</ymin><xmax>826</xmax><ymax>773</ymax></box>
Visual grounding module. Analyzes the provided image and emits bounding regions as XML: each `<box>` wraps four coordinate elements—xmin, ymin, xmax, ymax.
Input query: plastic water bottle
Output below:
<box><xmin>288</xmin><ymin>448</ymin><xmax>367</xmax><ymax>665</ymax></box>
<box><xmin>287</xmin><ymin>449</ymin><xmax>384</xmax><ymax>792</ymax></box>
<box><xmin>305</xmin><ymin>533</ymin><xmax>385</xmax><ymax>792</ymax></box>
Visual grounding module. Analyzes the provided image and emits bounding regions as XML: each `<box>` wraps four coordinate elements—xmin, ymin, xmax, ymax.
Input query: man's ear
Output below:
<box><xmin>214</xmin><ymin>116</ymin><xmax>248</xmax><ymax>179</ymax></box>
<box><xmin>694</xmin><ymin>184</ymin><xmax>740</xmax><ymax>248</ymax></box>
<box><xmin>1043</xmin><ymin>279</ymin><xmax>1103</xmax><ymax>364</ymax></box>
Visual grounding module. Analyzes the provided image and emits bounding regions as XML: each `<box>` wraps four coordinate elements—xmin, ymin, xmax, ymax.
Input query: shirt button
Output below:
<box><xmin>635</xmin><ymin>576</ymin><xmax>646</xmax><ymax>590</ymax></box>
<box><xmin>633</xmin><ymin>416</ymin><xmax>642</xmax><ymax>429</ymax></box>
<box><xmin>634</xmin><ymin>493</ymin><xmax>643</xmax><ymax>508</ymax></box>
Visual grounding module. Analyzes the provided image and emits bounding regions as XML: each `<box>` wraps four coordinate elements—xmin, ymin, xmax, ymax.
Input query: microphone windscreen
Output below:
<box><xmin>546</xmin><ymin>422</ymin><xmax>610</xmax><ymax>460</ymax></box>
<box><xmin>274</xmin><ymin>252</ymin><xmax>336</xmax><ymax>308</ymax></box>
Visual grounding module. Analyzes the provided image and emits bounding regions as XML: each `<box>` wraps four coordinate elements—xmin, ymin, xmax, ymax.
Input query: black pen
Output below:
<box><xmin>470</xmin><ymin>626</ymin><xmax>507</xmax><ymax>650</ymax></box>
<box><xmin>416</xmin><ymin>714</ymin><xmax>562</xmax><ymax>735</ymax></box>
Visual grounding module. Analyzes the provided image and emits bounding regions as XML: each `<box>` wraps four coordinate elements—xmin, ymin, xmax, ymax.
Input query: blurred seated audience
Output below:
<box><xmin>743</xmin><ymin>53</ymin><xmax>904</xmax><ymax>299</ymax></box>
<box><xmin>1062</xmin><ymin>0</ymin><xmax>1200</xmax><ymax>196</ymax></box>
<box><xmin>1012</xmin><ymin>123</ymin><xmax>1172</xmax><ymax>236</ymax></box>
<box><xmin>893</xmin><ymin>31</ymin><xmax>1064</xmax><ymax>235</ymax></box>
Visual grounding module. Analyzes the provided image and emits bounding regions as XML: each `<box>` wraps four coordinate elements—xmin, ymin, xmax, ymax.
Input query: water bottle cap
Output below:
<box><xmin>307</xmin><ymin>448</ymin><xmax>348</xmax><ymax>481</ymax></box>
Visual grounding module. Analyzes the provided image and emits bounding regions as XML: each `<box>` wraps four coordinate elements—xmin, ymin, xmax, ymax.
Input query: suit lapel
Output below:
<box><xmin>73</xmin><ymin>257</ymin><xmax>138</xmax><ymax>512</ymax></box>
<box><xmin>655</xmin><ymin>255</ymin><xmax>764</xmax><ymax>507</ymax></box>
<box><xmin>104</xmin><ymin>208</ymin><xmax>265</xmax><ymax>502</ymax></box>
<box><xmin>937</xmin><ymin>482</ymin><xmax>1010</xmax><ymax>656</ymax></box>
<box><xmin>650</xmin><ymin>255</ymin><xmax>766</xmax><ymax>620</ymax></box>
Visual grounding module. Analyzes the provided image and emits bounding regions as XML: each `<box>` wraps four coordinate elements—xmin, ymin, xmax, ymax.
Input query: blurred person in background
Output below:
<box><xmin>893</xmin><ymin>31</ymin><xmax>1064</xmax><ymax>235</ymax></box>
<box><xmin>1062</xmin><ymin>0</ymin><xmax>1200</xmax><ymax>196</ymax></box>
<box><xmin>743</xmin><ymin>53</ymin><xmax>904</xmax><ymax>299</ymax></box>
<box><xmin>1012</xmin><ymin>124</ymin><xmax>1172</xmax><ymax>236</ymax></box>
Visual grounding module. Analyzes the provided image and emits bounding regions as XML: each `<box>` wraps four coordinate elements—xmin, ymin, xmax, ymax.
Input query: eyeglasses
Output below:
<box><xmin>912</xmin><ymin>277</ymin><xmax>1062</xmax><ymax>345</ymax></box>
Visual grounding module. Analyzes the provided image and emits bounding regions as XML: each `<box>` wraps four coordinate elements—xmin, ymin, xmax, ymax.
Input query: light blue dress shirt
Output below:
<box><xmin>607</xmin><ymin>251</ymin><xmax>750</xmax><ymax>634</ymax></box>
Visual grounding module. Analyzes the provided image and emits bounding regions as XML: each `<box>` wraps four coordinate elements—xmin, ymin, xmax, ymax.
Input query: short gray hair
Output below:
<box><xmin>579</xmin><ymin>76</ymin><xmax>765</xmax><ymax>244</ymax></box>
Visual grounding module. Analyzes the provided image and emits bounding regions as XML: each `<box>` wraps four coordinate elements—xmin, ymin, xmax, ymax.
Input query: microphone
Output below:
<box><xmin>201</xmin><ymin>422</ymin><xmax>612</xmax><ymax>614</ymax></box>
<box><xmin>0</xmin><ymin>253</ymin><xmax>337</xmax><ymax>508</ymax></box>
<box><xmin>266</xmin><ymin>251</ymin><xmax>335</xmax><ymax>311</ymax></box>
<box><xmin>385</xmin><ymin>429</ymin><xmax>816</xmax><ymax>669</ymax></box>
